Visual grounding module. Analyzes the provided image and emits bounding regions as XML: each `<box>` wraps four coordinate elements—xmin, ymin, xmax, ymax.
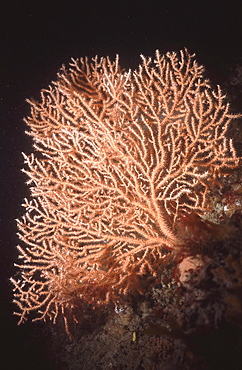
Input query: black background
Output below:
<box><xmin>0</xmin><ymin>1</ymin><xmax>241</xmax><ymax>369</ymax></box>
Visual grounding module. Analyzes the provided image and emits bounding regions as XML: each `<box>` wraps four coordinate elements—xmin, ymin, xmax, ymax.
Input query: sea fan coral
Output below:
<box><xmin>11</xmin><ymin>49</ymin><xmax>240</xmax><ymax>333</ymax></box>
